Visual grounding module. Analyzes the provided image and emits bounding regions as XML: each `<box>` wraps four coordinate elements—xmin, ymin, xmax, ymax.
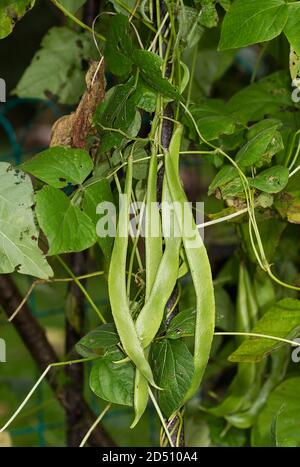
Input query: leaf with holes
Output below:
<box><xmin>0</xmin><ymin>163</ymin><xmax>53</xmax><ymax>279</ymax></box>
<box><xmin>249</xmin><ymin>166</ymin><xmax>289</xmax><ymax>194</ymax></box>
<box><xmin>0</xmin><ymin>1</ymin><xmax>35</xmax><ymax>40</ymax></box>
<box><xmin>20</xmin><ymin>147</ymin><xmax>93</xmax><ymax>188</ymax></box>
<box><xmin>131</xmin><ymin>50</ymin><xmax>180</xmax><ymax>100</ymax></box>
<box><xmin>284</xmin><ymin>3</ymin><xmax>300</xmax><ymax>57</ymax></box>
<box><xmin>15</xmin><ymin>27</ymin><xmax>96</xmax><ymax>105</ymax></box>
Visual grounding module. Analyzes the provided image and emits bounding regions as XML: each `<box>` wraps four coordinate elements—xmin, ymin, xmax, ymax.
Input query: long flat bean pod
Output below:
<box><xmin>132</xmin><ymin>148</ymin><xmax>164</xmax><ymax>427</ymax></box>
<box><xmin>135</xmin><ymin>169</ymin><xmax>181</xmax><ymax>348</ymax></box>
<box><xmin>165</xmin><ymin>125</ymin><xmax>215</xmax><ymax>402</ymax></box>
<box><xmin>108</xmin><ymin>156</ymin><xmax>157</xmax><ymax>387</ymax></box>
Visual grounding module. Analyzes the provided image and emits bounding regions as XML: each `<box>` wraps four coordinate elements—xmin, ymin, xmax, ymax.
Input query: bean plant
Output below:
<box><xmin>0</xmin><ymin>0</ymin><xmax>300</xmax><ymax>447</ymax></box>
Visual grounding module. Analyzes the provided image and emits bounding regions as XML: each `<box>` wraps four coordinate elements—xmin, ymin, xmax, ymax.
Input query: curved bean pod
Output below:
<box><xmin>135</xmin><ymin>172</ymin><xmax>181</xmax><ymax>348</ymax></box>
<box><xmin>108</xmin><ymin>156</ymin><xmax>158</xmax><ymax>388</ymax></box>
<box><xmin>165</xmin><ymin>124</ymin><xmax>215</xmax><ymax>402</ymax></box>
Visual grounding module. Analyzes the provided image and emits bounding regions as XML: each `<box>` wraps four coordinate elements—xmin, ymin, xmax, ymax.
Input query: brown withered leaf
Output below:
<box><xmin>50</xmin><ymin>61</ymin><xmax>106</xmax><ymax>149</ymax></box>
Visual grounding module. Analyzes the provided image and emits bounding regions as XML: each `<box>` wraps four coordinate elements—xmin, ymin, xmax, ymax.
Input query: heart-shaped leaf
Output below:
<box><xmin>21</xmin><ymin>147</ymin><xmax>93</xmax><ymax>188</ymax></box>
<box><xmin>90</xmin><ymin>349</ymin><xmax>135</xmax><ymax>406</ymax></box>
<box><xmin>0</xmin><ymin>163</ymin><xmax>53</xmax><ymax>279</ymax></box>
<box><xmin>35</xmin><ymin>186</ymin><xmax>97</xmax><ymax>255</ymax></box>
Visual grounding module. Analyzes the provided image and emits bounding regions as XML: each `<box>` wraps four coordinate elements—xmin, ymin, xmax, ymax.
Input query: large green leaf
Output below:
<box><xmin>219</xmin><ymin>0</ymin><xmax>288</xmax><ymax>50</ymax></box>
<box><xmin>151</xmin><ymin>340</ymin><xmax>194</xmax><ymax>417</ymax></box>
<box><xmin>82</xmin><ymin>180</ymin><xmax>115</xmax><ymax>258</ymax></box>
<box><xmin>0</xmin><ymin>163</ymin><xmax>53</xmax><ymax>279</ymax></box>
<box><xmin>226</xmin><ymin>72</ymin><xmax>295</xmax><ymax>125</ymax></box>
<box><xmin>90</xmin><ymin>349</ymin><xmax>135</xmax><ymax>406</ymax></box>
<box><xmin>249</xmin><ymin>166</ymin><xmax>289</xmax><ymax>193</ymax></box>
<box><xmin>252</xmin><ymin>378</ymin><xmax>300</xmax><ymax>446</ymax></box>
<box><xmin>20</xmin><ymin>147</ymin><xmax>93</xmax><ymax>188</ymax></box>
<box><xmin>0</xmin><ymin>1</ymin><xmax>35</xmax><ymax>40</ymax></box>
<box><xmin>35</xmin><ymin>186</ymin><xmax>97</xmax><ymax>255</ymax></box>
<box><xmin>284</xmin><ymin>3</ymin><xmax>300</xmax><ymax>56</ymax></box>
<box><xmin>229</xmin><ymin>299</ymin><xmax>300</xmax><ymax>363</ymax></box>
<box><xmin>15</xmin><ymin>27</ymin><xmax>95</xmax><ymax>105</ymax></box>
<box><xmin>105</xmin><ymin>14</ymin><xmax>133</xmax><ymax>76</ymax></box>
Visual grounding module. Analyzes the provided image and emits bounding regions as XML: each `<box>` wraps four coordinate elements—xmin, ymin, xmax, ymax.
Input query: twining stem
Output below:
<box><xmin>0</xmin><ymin>357</ymin><xmax>100</xmax><ymax>434</ymax></box>
<box><xmin>214</xmin><ymin>332</ymin><xmax>300</xmax><ymax>348</ymax></box>
<box><xmin>51</xmin><ymin>0</ymin><xmax>105</xmax><ymax>41</ymax></box>
<box><xmin>57</xmin><ymin>256</ymin><xmax>106</xmax><ymax>323</ymax></box>
<box><xmin>8</xmin><ymin>271</ymin><xmax>104</xmax><ymax>322</ymax></box>
<box><xmin>148</xmin><ymin>388</ymin><xmax>174</xmax><ymax>447</ymax></box>
<box><xmin>79</xmin><ymin>404</ymin><xmax>111</xmax><ymax>447</ymax></box>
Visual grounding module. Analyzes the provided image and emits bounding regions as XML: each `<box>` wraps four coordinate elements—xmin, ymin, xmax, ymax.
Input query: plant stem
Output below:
<box><xmin>51</xmin><ymin>0</ymin><xmax>105</xmax><ymax>41</ymax></box>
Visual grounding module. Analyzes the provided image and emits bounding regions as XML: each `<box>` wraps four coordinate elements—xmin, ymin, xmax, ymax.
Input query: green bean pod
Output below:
<box><xmin>165</xmin><ymin>124</ymin><xmax>215</xmax><ymax>402</ymax></box>
<box><xmin>108</xmin><ymin>156</ymin><xmax>157</xmax><ymax>388</ymax></box>
<box><xmin>135</xmin><ymin>173</ymin><xmax>181</xmax><ymax>348</ymax></box>
<box><xmin>132</xmin><ymin>149</ymin><xmax>163</xmax><ymax>427</ymax></box>
<box><xmin>145</xmin><ymin>149</ymin><xmax>163</xmax><ymax>300</ymax></box>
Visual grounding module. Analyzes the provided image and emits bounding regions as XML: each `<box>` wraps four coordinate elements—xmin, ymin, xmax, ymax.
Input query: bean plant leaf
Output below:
<box><xmin>105</xmin><ymin>14</ymin><xmax>133</xmax><ymax>76</ymax></box>
<box><xmin>227</xmin><ymin>72</ymin><xmax>295</xmax><ymax>125</ymax></box>
<box><xmin>229</xmin><ymin>299</ymin><xmax>300</xmax><ymax>363</ymax></box>
<box><xmin>284</xmin><ymin>3</ymin><xmax>300</xmax><ymax>56</ymax></box>
<box><xmin>35</xmin><ymin>186</ymin><xmax>97</xmax><ymax>255</ymax></box>
<box><xmin>275</xmin><ymin>172</ymin><xmax>300</xmax><ymax>223</ymax></box>
<box><xmin>20</xmin><ymin>147</ymin><xmax>93</xmax><ymax>188</ymax></box>
<box><xmin>236</xmin><ymin>128</ymin><xmax>279</xmax><ymax>167</ymax></box>
<box><xmin>191</xmin><ymin>99</ymin><xmax>236</xmax><ymax>140</ymax></box>
<box><xmin>0</xmin><ymin>163</ymin><xmax>53</xmax><ymax>279</ymax></box>
<box><xmin>0</xmin><ymin>0</ymin><xmax>35</xmax><ymax>40</ymax></box>
<box><xmin>175</xmin><ymin>5</ymin><xmax>204</xmax><ymax>51</ymax></box>
<box><xmin>82</xmin><ymin>180</ymin><xmax>115</xmax><ymax>258</ymax></box>
<box><xmin>166</xmin><ymin>308</ymin><xmax>196</xmax><ymax>340</ymax></box>
<box><xmin>249</xmin><ymin>166</ymin><xmax>289</xmax><ymax>194</ymax></box>
<box><xmin>219</xmin><ymin>0</ymin><xmax>288</xmax><ymax>50</ymax></box>
<box><xmin>131</xmin><ymin>50</ymin><xmax>180</xmax><ymax>100</ymax></box>
<box><xmin>252</xmin><ymin>378</ymin><xmax>300</xmax><ymax>447</ymax></box>
<box><xmin>199</xmin><ymin>0</ymin><xmax>219</xmax><ymax>28</ymax></box>
<box><xmin>131</xmin><ymin>78</ymin><xmax>157</xmax><ymax>113</ymax></box>
<box><xmin>94</xmin><ymin>79</ymin><xmax>142</xmax><ymax>153</ymax></box>
<box><xmin>151</xmin><ymin>340</ymin><xmax>194</xmax><ymax>417</ymax></box>
<box><xmin>76</xmin><ymin>323</ymin><xmax>119</xmax><ymax>357</ymax></box>
<box><xmin>109</xmin><ymin>0</ymin><xmax>136</xmax><ymax>16</ymax></box>
<box><xmin>15</xmin><ymin>27</ymin><xmax>96</xmax><ymax>105</ymax></box>
<box><xmin>90</xmin><ymin>349</ymin><xmax>135</xmax><ymax>406</ymax></box>
<box><xmin>208</xmin><ymin>166</ymin><xmax>238</xmax><ymax>195</ymax></box>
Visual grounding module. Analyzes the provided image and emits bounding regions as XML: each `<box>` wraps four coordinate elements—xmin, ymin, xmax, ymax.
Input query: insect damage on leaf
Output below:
<box><xmin>50</xmin><ymin>60</ymin><xmax>106</xmax><ymax>149</ymax></box>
